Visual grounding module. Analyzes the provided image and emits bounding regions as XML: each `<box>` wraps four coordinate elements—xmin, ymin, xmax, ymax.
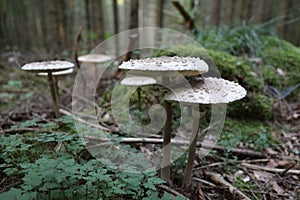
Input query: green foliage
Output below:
<box><xmin>228</xmin><ymin>93</ymin><xmax>274</xmax><ymax>120</ymax></box>
<box><xmin>0</xmin><ymin>80</ymin><xmax>34</xmax><ymax>110</ymax></box>
<box><xmin>219</xmin><ymin>118</ymin><xmax>276</xmax><ymax>151</ymax></box>
<box><xmin>196</xmin><ymin>25</ymin><xmax>276</xmax><ymax>57</ymax></box>
<box><xmin>263</xmin><ymin>36</ymin><xmax>300</xmax><ymax>88</ymax></box>
<box><xmin>3</xmin><ymin>80</ymin><xmax>23</xmax><ymax>89</ymax></box>
<box><xmin>233</xmin><ymin>177</ymin><xmax>262</xmax><ymax>200</ymax></box>
<box><xmin>0</xmin><ymin>118</ymin><xmax>183</xmax><ymax>199</ymax></box>
<box><xmin>196</xmin><ymin>25</ymin><xmax>300</xmax><ymax>90</ymax></box>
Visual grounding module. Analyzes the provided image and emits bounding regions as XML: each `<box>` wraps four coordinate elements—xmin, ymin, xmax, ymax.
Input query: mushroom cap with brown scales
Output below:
<box><xmin>164</xmin><ymin>77</ymin><xmax>247</xmax><ymax>104</ymax></box>
<box><xmin>120</xmin><ymin>76</ymin><xmax>157</xmax><ymax>86</ymax></box>
<box><xmin>21</xmin><ymin>61</ymin><xmax>74</xmax><ymax>73</ymax></box>
<box><xmin>78</xmin><ymin>54</ymin><xmax>113</xmax><ymax>63</ymax></box>
<box><xmin>119</xmin><ymin>56</ymin><xmax>209</xmax><ymax>76</ymax></box>
<box><xmin>38</xmin><ymin>68</ymin><xmax>74</xmax><ymax>76</ymax></box>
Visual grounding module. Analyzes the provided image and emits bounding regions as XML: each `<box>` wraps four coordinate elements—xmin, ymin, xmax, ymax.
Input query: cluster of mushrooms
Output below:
<box><xmin>118</xmin><ymin>56</ymin><xmax>247</xmax><ymax>188</ymax></box>
<box><xmin>21</xmin><ymin>54</ymin><xmax>113</xmax><ymax>118</ymax></box>
<box><xmin>21</xmin><ymin>55</ymin><xmax>246</xmax><ymax>189</ymax></box>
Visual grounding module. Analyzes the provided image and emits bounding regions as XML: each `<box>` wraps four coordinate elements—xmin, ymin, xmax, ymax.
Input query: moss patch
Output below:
<box><xmin>219</xmin><ymin>118</ymin><xmax>276</xmax><ymax>151</ymax></box>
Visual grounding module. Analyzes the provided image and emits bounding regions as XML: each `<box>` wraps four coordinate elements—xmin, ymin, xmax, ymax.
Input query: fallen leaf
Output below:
<box><xmin>277</xmin><ymin>160</ymin><xmax>293</xmax><ymax>168</ymax></box>
<box><xmin>267</xmin><ymin>159</ymin><xmax>278</xmax><ymax>167</ymax></box>
<box><xmin>271</xmin><ymin>181</ymin><xmax>284</xmax><ymax>195</ymax></box>
<box><xmin>265</xmin><ymin>148</ymin><xmax>277</xmax><ymax>155</ymax></box>
<box><xmin>195</xmin><ymin>182</ymin><xmax>205</xmax><ymax>200</ymax></box>
<box><xmin>253</xmin><ymin>171</ymin><xmax>274</xmax><ymax>183</ymax></box>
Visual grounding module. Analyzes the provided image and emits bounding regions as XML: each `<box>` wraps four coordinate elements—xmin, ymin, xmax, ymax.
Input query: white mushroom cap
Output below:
<box><xmin>164</xmin><ymin>77</ymin><xmax>247</xmax><ymax>104</ymax></box>
<box><xmin>120</xmin><ymin>76</ymin><xmax>157</xmax><ymax>86</ymax></box>
<box><xmin>38</xmin><ymin>68</ymin><xmax>74</xmax><ymax>76</ymax></box>
<box><xmin>119</xmin><ymin>56</ymin><xmax>209</xmax><ymax>76</ymax></box>
<box><xmin>78</xmin><ymin>54</ymin><xmax>113</xmax><ymax>63</ymax></box>
<box><xmin>21</xmin><ymin>60</ymin><xmax>74</xmax><ymax>73</ymax></box>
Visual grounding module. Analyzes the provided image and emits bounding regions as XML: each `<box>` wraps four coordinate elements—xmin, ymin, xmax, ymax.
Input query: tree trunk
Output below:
<box><xmin>123</xmin><ymin>0</ymin><xmax>139</xmax><ymax>61</ymax></box>
<box><xmin>246</xmin><ymin>0</ymin><xmax>252</xmax><ymax>23</ymax></box>
<box><xmin>17</xmin><ymin>0</ymin><xmax>30</xmax><ymax>50</ymax></box>
<box><xmin>85</xmin><ymin>0</ymin><xmax>91</xmax><ymax>45</ymax></box>
<box><xmin>156</xmin><ymin>0</ymin><xmax>164</xmax><ymax>27</ymax></box>
<box><xmin>95</xmin><ymin>0</ymin><xmax>105</xmax><ymax>43</ymax></box>
<box><xmin>283</xmin><ymin>0</ymin><xmax>293</xmax><ymax>38</ymax></box>
<box><xmin>276</xmin><ymin>0</ymin><xmax>287</xmax><ymax>36</ymax></box>
<box><xmin>229</xmin><ymin>0</ymin><xmax>236</xmax><ymax>26</ymax></box>
<box><xmin>48</xmin><ymin>0</ymin><xmax>60</xmax><ymax>54</ymax></box>
<box><xmin>57</xmin><ymin>0</ymin><xmax>66</xmax><ymax>51</ymax></box>
<box><xmin>253</xmin><ymin>0</ymin><xmax>264</xmax><ymax>24</ymax></box>
<box><xmin>155</xmin><ymin>0</ymin><xmax>164</xmax><ymax>42</ymax></box>
<box><xmin>113</xmin><ymin>0</ymin><xmax>120</xmax><ymax>56</ymax></box>
<box><xmin>223</xmin><ymin>0</ymin><xmax>232</xmax><ymax>25</ymax></box>
<box><xmin>212</xmin><ymin>0</ymin><xmax>221</xmax><ymax>26</ymax></box>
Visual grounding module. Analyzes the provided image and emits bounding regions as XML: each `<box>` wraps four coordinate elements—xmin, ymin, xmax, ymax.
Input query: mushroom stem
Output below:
<box><xmin>161</xmin><ymin>76</ymin><xmax>172</xmax><ymax>183</ymax></box>
<box><xmin>182</xmin><ymin>105</ymin><xmax>200</xmax><ymax>188</ymax></box>
<box><xmin>48</xmin><ymin>72</ymin><xmax>60</xmax><ymax>118</ymax></box>
<box><xmin>137</xmin><ymin>87</ymin><xmax>142</xmax><ymax>112</ymax></box>
<box><xmin>93</xmin><ymin>63</ymin><xmax>97</xmax><ymax>85</ymax></box>
<box><xmin>53</xmin><ymin>76</ymin><xmax>60</xmax><ymax>104</ymax></box>
<box><xmin>161</xmin><ymin>99</ymin><xmax>172</xmax><ymax>182</ymax></box>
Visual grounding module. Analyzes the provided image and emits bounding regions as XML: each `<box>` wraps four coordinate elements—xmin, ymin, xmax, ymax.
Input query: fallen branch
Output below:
<box><xmin>241</xmin><ymin>163</ymin><xmax>300</xmax><ymax>175</ymax></box>
<box><xmin>158</xmin><ymin>184</ymin><xmax>189</xmax><ymax>199</ymax></box>
<box><xmin>118</xmin><ymin>137</ymin><xmax>266</xmax><ymax>158</ymax></box>
<box><xmin>172</xmin><ymin>1</ymin><xmax>197</xmax><ymax>32</ymax></box>
<box><xmin>204</xmin><ymin>171</ymin><xmax>251</xmax><ymax>200</ymax></box>
<box><xmin>193</xmin><ymin>177</ymin><xmax>217</xmax><ymax>187</ymax></box>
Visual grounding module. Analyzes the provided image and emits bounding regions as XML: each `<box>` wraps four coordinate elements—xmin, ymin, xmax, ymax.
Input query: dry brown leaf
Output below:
<box><xmin>267</xmin><ymin>159</ymin><xmax>278</xmax><ymax>167</ymax></box>
<box><xmin>291</xmin><ymin>175</ymin><xmax>299</xmax><ymax>181</ymax></box>
<box><xmin>195</xmin><ymin>182</ymin><xmax>205</xmax><ymax>200</ymax></box>
<box><xmin>253</xmin><ymin>171</ymin><xmax>273</xmax><ymax>183</ymax></box>
<box><xmin>271</xmin><ymin>181</ymin><xmax>284</xmax><ymax>195</ymax></box>
<box><xmin>265</xmin><ymin>148</ymin><xmax>277</xmax><ymax>155</ymax></box>
<box><xmin>277</xmin><ymin>160</ymin><xmax>293</xmax><ymax>168</ymax></box>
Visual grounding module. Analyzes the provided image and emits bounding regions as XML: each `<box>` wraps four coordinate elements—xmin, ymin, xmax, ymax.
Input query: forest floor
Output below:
<box><xmin>0</xmin><ymin>53</ymin><xmax>300</xmax><ymax>200</ymax></box>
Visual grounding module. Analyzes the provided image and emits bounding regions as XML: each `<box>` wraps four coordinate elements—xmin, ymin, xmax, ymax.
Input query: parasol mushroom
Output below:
<box><xmin>120</xmin><ymin>76</ymin><xmax>157</xmax><ymax>112</ymax></box>
<box><xmin>118</xmin><ymin>56</ymin><xmax>209</xmax><ymax>182</ymax></box>
<box><xmin>119</xmin><ymin>56</ymin><xmax>208</xmax><ymax>76</ymax></box>
<box><xmin>78</xmin><ymin>54</ymin><xmax>113</xmax><ymax>83</ymax></box>
<box><xmin>164</xmin><ymin>77</ymin><xmax>247</xmax><ymax>188</ymax></box>
<box><xmin>21</xmin><ymin>60</ymin><xmax>74</xmax><ymax>118</ymax></box>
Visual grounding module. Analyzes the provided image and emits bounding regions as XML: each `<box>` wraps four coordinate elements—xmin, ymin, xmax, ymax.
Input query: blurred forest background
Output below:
<box><xmin>0</xmin><ymin>0</ymin><xmax>299</xmax><ymax>57</ymax></box>
<box><xmin>1</xmin><ymin>1</ymin><xmax>300</xmax><ymax>199</ymax></box>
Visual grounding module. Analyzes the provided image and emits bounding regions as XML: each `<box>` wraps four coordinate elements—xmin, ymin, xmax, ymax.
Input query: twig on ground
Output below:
<box><xmin>193</xmin><ymin>177</ymin><xmax>217</xmax><ymax>187</ymax></box>
<box><xmin>240</xmin><ymin>163</ymin><xmax>300</xmax><ymax>175</ymax></box>
<box><xmin>116</xmin><ymin>137</ymin><xmax>266</xmax><ymax>158</ymax></box>
<box><xmin>159</xmin><ymin>184</ymin><xmax>189</xmax><ymax>199</ymax></box>
<box><xmin>204</xmin><ymin>171</ymin><xmax>251</xmax><ymax>200</ymax></box>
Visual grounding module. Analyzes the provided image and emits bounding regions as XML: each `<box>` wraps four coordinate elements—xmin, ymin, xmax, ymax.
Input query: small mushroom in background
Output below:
<box><xmin>38</xmin><ymin>68</ymin><xmax>74</xmax><ymax>104</ymax></box>
<box><xmin>164</xmin><ymin>77</ymin><xmax>247</xmax><ymax>188</ymax></box>
<box><xmin>120</xmin><ymin>76</ymin><xmax>157</xmax><ymax>112</ymax></box>
<box><xmin>21</xmin><ymin>60</ymin><xmax>74</xmax><ymax>118</ymax></box>
<box><xmin>119</xmin><ymin>56</ymin><xmax>209</xmax><ymax>182</ymax></box>
<box><xmin>78</xmin><ymin>54</ymin><xmax>113</xmax><ymax>83</ymax></box>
